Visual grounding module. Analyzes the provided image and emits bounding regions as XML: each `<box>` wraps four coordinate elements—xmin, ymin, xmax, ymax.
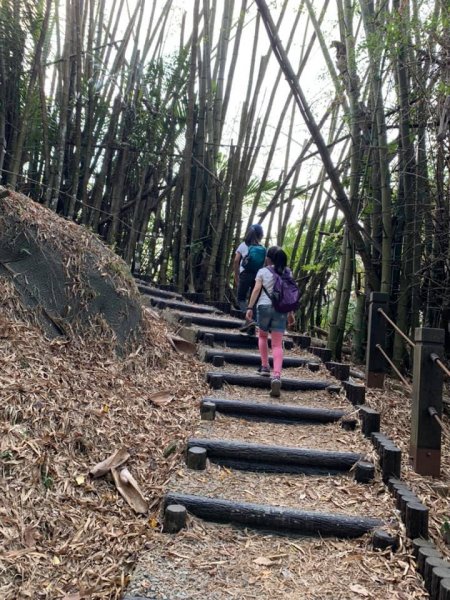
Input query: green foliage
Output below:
<box><xmin>242</xmin><ymin>178</ymin><xmax>279</xmax><ymax>208</ymax></box>
<box><xmin>442</xmin><ymin>518</ymin><xmax>450</xmax><ymax>534</ymax></box>
<box><xmin>0</xmin><ymin>450</ymin><xmax>13</xmax><ymax>461</ymax></box>
<box><xmin>129</xmin><ymin>52</ymin><xmax>189</xmax><ymax>157</ymax></box>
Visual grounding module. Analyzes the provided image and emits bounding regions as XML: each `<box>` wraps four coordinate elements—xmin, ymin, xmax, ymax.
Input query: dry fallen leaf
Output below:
<box><xmin>253</xmin><ymin>556</ymin><xmax>275</xmax><ymax>566</ymax></box>
<box><xmin>168</xmin><ymin>335</ymin><xmax>196</xmax><ymax>355</ymax></box>
<box><xmin>148</xmin><ymin>390</ymin><xmax>174</xmax><ymax>406</ymax></box>
<box><xmin>111</xmin><ymin>467</ymin><xmax>148</xmax><ymax>514</ymax></box>
<box><xmin>90</xmin><ymin>447</ymin><xmax>130</xmax><ymax>479</ymax></box>
<box><xmin>22</xmin><ymin>526</ymin><xmax>39</xmax><ymax>548</ymax></box>
<box><xmin>75</xmin><ymin>474</ymin><xmax>85</xmax><ymax>486</ymax></box>
<box><xmin>350</xmin><ymin>584</ymin><xmax>370</xmax><ymax>597</ymax></box>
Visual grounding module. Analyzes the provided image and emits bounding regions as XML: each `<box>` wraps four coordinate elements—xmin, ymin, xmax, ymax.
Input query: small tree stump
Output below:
<box><xmin>212</xmin><ymin>354</ymin><xmax>225</xmax><ymax>367</ymax></box>
<box><xmin>163</xmin><ymin>504</ymin><xmax>187</xmax><ymax>533</ymax></box>
<box><xmin>326</xmin><ymin>384</ymin><xmax>341</xmax><ymax>395</ymax></box>
<box><xmin>346</xmin><ymin>382</ymin><xmax>366</xmax><ymax>405</ymax></box>
<box><xmin>372</xmin><ymin>432</ymin><xmax>388</xmax><ymax>452</ymax></box>
<box><xmin>382</xmin><ymin>445</ymin><xmax>402</xmax><ymax>482</ymax></box>
<box><xmin>354</xmin><ymin>460</ymin><xmax>375</xmax><ymax>483</ymax></box>
<box><xmin>200</xmin><ymin>401</ymin><xmax>216</xmax><ymax>421</ymax></box>
<box><xmin>387</xmin><ymin>476</ymin><xmax>402</xmax><ymax>494</ymax></box>
<box><xmin>412</xmin><ymin>537</ymin><xmax>433</xmax><ymax>558</ymax></box>
<box><xmin>407</xmin><ymin>501</ymin><xmax>429</xmax><ymax>540</ymax></box>
<box><xmin>308</xmin><ymin>362</ymin><xmax>320</xmax><ymax>372</ymax></box>
<box><xmin>417</xmin><ymin>545</ymin><xmax>441</xmax><ymax>575</ymax></box>
<box><xmin>209</xmin><ymin>374</ymin><xmax>223</xmax><ymax>390</ymax></box>
<box><xmin>341</xmin><ymin>418</ymin><xmax>357</xmax><ymax>431</ymax></box>
<box><xmin>204</xmin><ymin>333</ymin><xmax>215</xmax><ymax>347</ymax></box>
<box><xmin>309</xmin><ymin>347</ymin><xmax>332</xmax><ymax>362</ymax></box>
<box><xmin>295</xmin><ymin>334</ymin><xmax>311</xmax><ymax>349</ymax></box>
<box><xmin>372</xmin><ymin>528</ymin><xmax>399</xmax><ymax>552</ymax></box>
<box><xmin>424</xmin><ymin>558</ymin><xmax>450</xmax><ymax>593</ymax></box>
<box><xmin>393</xmin><ymin>482</ymin><xmax>411</xmax><ymax>502</ymax></box>
<box><xmin>186</xmin><ymin>446</ymin><xmax>207</xmax><ymax>470</ymax></box>
<box><xmin>325</xmin><ymin>361</ymin><xmax>350</xmax><ymax>381</ymax></box>
<box><xmin>432</xmin><ymin>570</ymin><xmax>450</xmax><ymax>600</ymax></box>
<box><xmin>359</xmin><ymin>406</ymin><xmax>381</xmax><ymax>437</ymax></box>
<box><xmin>400</xmin><ymin>493</ymin><xmax>420</xmax><ymax>521</ymax></box>
<box><xmin>439</xmin><ymin>577</ymin><xmax>450</xmax><ymax>600</ymax></box>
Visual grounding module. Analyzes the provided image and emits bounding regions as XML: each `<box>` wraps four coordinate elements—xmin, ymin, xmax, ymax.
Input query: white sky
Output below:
<box><xmin>143</xmin><ymin>0</ymin><xmax>340</xmax><ymax>181</ymax></box>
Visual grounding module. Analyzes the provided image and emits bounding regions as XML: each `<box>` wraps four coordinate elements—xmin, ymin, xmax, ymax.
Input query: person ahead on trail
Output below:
<box><xmin>245</xmin><ymin>246</ymin><xmax>297</xmax><ymax>398</ymax></box>
<box><xmin>233</xmin><ymin>224</ymin><xmax>266</xmax><ymax>314</ymax></box>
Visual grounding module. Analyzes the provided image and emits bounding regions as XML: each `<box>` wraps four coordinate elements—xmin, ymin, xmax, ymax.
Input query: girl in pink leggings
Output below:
<box><xmin>245</xmin><ymin>246</ymin><xmax>295</xmax><ymax>397</ymax></box>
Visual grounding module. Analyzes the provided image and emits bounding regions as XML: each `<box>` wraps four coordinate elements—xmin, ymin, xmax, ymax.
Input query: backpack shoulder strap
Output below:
<box><xmin>262</xmin><ymin>266</ymin><xmax>278</xmax><ymax>300</ymax></box>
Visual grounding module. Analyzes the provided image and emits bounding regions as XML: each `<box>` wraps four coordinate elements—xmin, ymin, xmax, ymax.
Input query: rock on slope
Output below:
<box><xmin>0</xmin><ymin>187</ymin><xmax>142</xmax><ymax>348</ymax></box>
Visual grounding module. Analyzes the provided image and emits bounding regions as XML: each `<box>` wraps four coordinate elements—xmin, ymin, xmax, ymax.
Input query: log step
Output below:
<box><xmin>163</xmin><ymin>492</ymin><xmax>382</xmax><ymax>538</ymax></box>
<box><xmin>201</xmin><ymin>348</ymin><xmax>312</xmax><ymax>368</ymax></box>
<box><xmin>201</xmin><ymin>397</ymin><xmax>346</xmax><ymax>424</ymax></box>
<box><xmin>198</xmin><ymin>330</ymin><xmax>294</xmax><ymax>350</ymax></box>
<box><xmin>186</xmin><ymin>437</ymin><xmax>363</xmax><ymax>473</ymax></box>
<box><xmin>204</xmin><ymin>300</ymin><xmax>231</xmax><ymax>314</ymax></box>
<box><xmin>143</xmin><ymin>296</ymin><xmax>218</xmax><ymax>314</ymax></box>
<box><xmin>135</xmin><ymin>280</ymin><xmax>183</xmax><ymax>300</ymax></box>
<box><xmin>206</xmin><ymin>371</ymin><xmax>332</xmax><ymax>391</ymax></box>
<box><xmin>172</xmin><ymin>312</ymin><xmax>243</xmax><ymax>329</ymax></box>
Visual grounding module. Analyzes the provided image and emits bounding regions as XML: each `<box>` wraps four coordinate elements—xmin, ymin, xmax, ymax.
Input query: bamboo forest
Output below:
<box><xmin>2</xmin><ymin>1</ymin><xmax>450</xmax><ymax>599</ymax></box>
<box><xmin>1</xmin><ymin>0</ymin><xmax>449</xmax><ymax>362</ymax></box>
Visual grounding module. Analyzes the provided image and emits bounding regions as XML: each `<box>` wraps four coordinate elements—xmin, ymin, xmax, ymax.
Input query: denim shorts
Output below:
<box><xmin>256</xmin><ymin>304</ymin><xmax>287</xmax><ymax>333</ymax></box>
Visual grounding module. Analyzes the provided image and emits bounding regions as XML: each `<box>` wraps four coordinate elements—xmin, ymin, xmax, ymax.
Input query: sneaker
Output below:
<box><xmin>256</xmin><ymin>366</ymin><xmax>270</xmax><ymax>377</ymax></box>
<box><xmin>239</xmin><ymin>319</ymin><xmax>256</xmax><ymax>333</ymax></box>
<box><xmin>270</xmin><ymin>376</ymin><xmax>281</xmax><ymax>397</ymax></box>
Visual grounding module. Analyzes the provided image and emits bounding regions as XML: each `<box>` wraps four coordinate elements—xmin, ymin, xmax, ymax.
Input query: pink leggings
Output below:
<box><xmin>258</xmin><ymin>330</ymin><xmax>284</xmax><ymax>377</ymax></box>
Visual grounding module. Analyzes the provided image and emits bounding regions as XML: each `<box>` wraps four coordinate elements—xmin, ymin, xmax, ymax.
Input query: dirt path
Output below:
<box><xmin>125</xmin><ymin>298</ymin><xmax>429</xmax><ymax>600</ymax></box>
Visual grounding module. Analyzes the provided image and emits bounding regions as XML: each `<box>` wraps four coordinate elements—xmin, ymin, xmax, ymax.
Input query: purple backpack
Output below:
<box><xmin>267</xmin><ymin>266</ymin><xmax>300</xmax><ymax>313</ymax></box>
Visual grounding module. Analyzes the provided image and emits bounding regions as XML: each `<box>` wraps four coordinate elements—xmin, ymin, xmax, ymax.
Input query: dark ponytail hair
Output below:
<box><xmin>267</xmin><ymin>246</ymin><xmax>287</xmax><ymax>275</ymax></box>
<box><xmin>244</xmin><ymin>224</ymin><xmax>263</xmax><ymax>246</ymax></box>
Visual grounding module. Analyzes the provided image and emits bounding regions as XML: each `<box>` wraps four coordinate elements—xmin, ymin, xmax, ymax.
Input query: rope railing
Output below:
<box><xmin>375</xmin><ymin>344</ymin><xmax>412</xmax><ymax>391</ymax></box>
<box><xmin>377</xmin><ymin>308</ymin><xmax>414</xmax><ymax>348</ymax></box>
<box><xmin>428</xmin><ymin>407</ymin><xmax>450</xmax><ymax>439</ymax></box>
<box><xmin>430</xmin><ymin>352</ymin><xmax>450</xmax><ymax>379</ymax></box>
<box><xmin>366</xmin><ymin>292</ymin><xmax>445</xmax><ymax>476</ymax></box>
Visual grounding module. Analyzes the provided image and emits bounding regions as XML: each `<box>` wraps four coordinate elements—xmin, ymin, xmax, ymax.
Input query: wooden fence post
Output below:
<box><xmin>410</xmin><ymin>327</ymin><xmax>444</xmax><ymax>477</ymax></box>
<box><xmin>365</xmin><ymin>292</ymin><xmax>389</xmax><ymax>388</ymax></box>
